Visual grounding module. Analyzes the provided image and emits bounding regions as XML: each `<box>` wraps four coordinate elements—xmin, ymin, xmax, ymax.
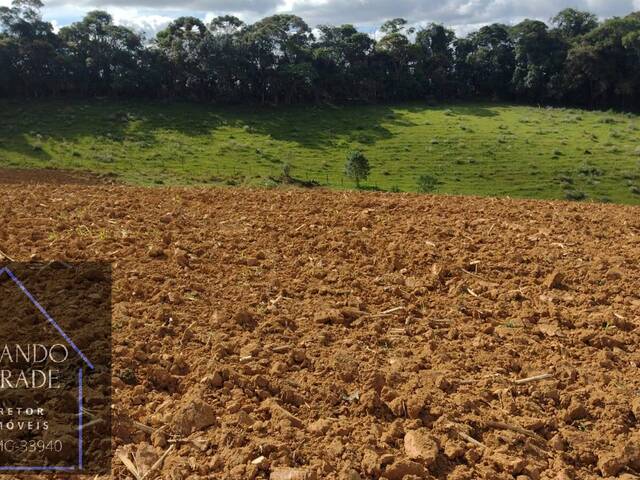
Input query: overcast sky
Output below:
<box><xmin>2</xmin><ymin>0</ymin><xmax>639</xmax><ymax>37</ymax></box>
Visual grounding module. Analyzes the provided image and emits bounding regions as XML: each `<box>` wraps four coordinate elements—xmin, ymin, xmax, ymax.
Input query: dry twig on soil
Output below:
<box><xmin>447</xmin><ymin>423</ymin><xmax>487</xmax><ymax>449</ymax></box>
<box><xmin>456</xmin><ymin>430</ymin><xmax>487</xmax><ymax>449</ymax></box>
<box><xmin>513</xmin><ymin>373</ymin><xmax>553</xmax><ymax>385</ymax></box>
<box><xmin>484</xmin><ymin>420</ymin><xmax>547</xmax><ymax>445</ymax></box>
<box><xmin>0</xmin><ymin>248</ymin><xmax>15</xmax><ymax>262</ymax></box>
<box><xmin>140</xmin><ymin>444</ymin><xmax>175</xmax><ymax>480</ymax></box>
<box><xmin>115</xmin><ymin>449</ymin><xmax>142</xmax><ymax>480</ymax></box>
<box><xmin>368</xmin><ymin>306</ymin><xmax>405</xmax><ymax>317</ymax></box>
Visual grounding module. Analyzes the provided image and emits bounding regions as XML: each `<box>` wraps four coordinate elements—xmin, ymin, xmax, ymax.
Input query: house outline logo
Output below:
<box><xmin>0</xmin><ymin>266</ymin><xmax>94</xmax><ymax>473</ymax></box>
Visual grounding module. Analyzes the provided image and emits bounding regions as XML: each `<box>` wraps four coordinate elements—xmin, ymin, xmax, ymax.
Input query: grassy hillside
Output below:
<box><xmin>1</xmin><ymin>99</ymin><xmax>639</xmax><ymax>203</ymax></box>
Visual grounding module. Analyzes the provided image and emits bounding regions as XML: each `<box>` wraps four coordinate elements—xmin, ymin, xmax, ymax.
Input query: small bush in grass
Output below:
<box><xmin>630</xmin><ymin>185</ymin><xmax>640</xmax><ymax>195</ymax></box>
<box><xmin>30</xmin><ymin>133</ymin><xmax>44</xmax><ymax>150</ymax></box>
<box><xmin>264</xmin><ymin>178</ymin><xmax>279</xmax><ymax>189</ymax></box>
<box><xmin>599</xmin><ymin>117</ymin><xmax>617</xmax><ymax>124</ymax></box>
<box><xmin>417</xmin><ymin>174</ymin><xmax>438</xmax><ymax>193</ymax></box>
<box><xmin>344</xmin><ymin>150</ymin><xmax>370</xmax><ymax>187</ymax></box>
<box><xmin>557</xmin><ymin>174</ymin><xmax>573</xmax><ymax>184</ymax></box>
<box><xmin>565</xmin><ymin>190</ymin><xmax>587</xmax><ymax>201</ymax></box>
<box><xmin>578</xmin><ymin>165</ymin><xmax>604</xmax><ymax>176</ymax></box>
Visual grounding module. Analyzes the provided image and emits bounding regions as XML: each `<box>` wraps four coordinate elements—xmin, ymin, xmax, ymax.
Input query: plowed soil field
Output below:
<box><xmin>1</xmin><ymin>184</ymin><xmax>639</xmax><ymax>480</ymax></box>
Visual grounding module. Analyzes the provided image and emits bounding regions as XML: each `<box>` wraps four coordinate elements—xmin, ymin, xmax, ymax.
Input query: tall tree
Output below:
<box><xmin>564</xmin><ymin>13</ymin><xmax>640</xmax><ymax>108</ymax></box>
<box><xmin>551</xmin><ymin>8</ymin><xmax>598</xmax><ymax>38</ymax></box>
<box><xmin>0</xmin><ymin>0</ymin><xmax>61</xmax><ymax>96</ymax></box>
<box><xmin>313</xmin><ymin>24</ymin><xmax>375</xmax><ymax>101</ymax></box>
<box><xmin>59</xmin><ymin>11</ymin><xmax>145</xmax><ymax>95</ymax></box>
<box><xmin>156</xmin><ymin>16</ymin><xmax>211</xmax><ymax>97</ymax></box>
<box><xmin>510</xmin><ymin>19</ymin><xmax>567</xmax><ymax>101</ymax></box>
<box><xmin>466</xmin><ymin>24</ymin><xmax>515</xmax><ymax>99</ymax></box>
<box><xmin>415</xmin><ymin>23</ymin><xmax>456</xmax><ymax>98</ymax></box>
<box><xmin>241</xmin><ymin>14</ymin><xmax>314</xmax><ymax>104</ymax></box>
<box><xmin>376</xmin><ymin>18</ymin><xmax>417</xmax><ymax>100</ymax></box>
<box><xmin>201</xmin><ymin>15</ymin><xmax>246</xmax><ymax>101</ymax></box>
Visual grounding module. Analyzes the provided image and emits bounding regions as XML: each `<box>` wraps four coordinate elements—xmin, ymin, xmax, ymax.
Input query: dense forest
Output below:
<box><xmin>1</xmin><ymin>0</ymin><xmax>640</xmax><ymax>109</ymax></box>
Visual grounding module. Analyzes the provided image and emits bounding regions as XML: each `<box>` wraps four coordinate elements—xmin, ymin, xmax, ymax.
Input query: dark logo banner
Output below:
<box><xmin>0</xmin><ymin>262</ymin><xmax>111</xmax><ymax>474</ymax></box>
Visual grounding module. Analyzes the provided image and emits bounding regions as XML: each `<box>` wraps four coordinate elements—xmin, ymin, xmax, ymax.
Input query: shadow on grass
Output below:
<box><xmin>0</xmin><ymin>99</ymin><xmax>416</xmax><ymax>163</ymax></box>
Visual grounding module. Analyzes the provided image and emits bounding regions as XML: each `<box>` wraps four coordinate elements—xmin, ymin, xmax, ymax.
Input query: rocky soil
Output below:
<box><xmin>1</xmin><ymin>183</ymin><xmax>639</xmax><ymax>480</ymax></box>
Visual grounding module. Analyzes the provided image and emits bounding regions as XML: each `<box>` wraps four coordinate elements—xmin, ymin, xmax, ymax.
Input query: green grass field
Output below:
<box><xmin>1</xmin><ymin>99</ymin><xmax>639</xmax><ymax>203</ymax></box>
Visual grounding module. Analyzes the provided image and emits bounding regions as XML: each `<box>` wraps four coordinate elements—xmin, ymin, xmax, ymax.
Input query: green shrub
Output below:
<box><xmin>417</xmin><ymin>174</ymin><xmax>438</xmax><ymax>193</ymax></box>
<box><xmin>557</xmin><ymin>174</ymin><xmax>573</xmax><ymax>184</ymax></box>
<box><xmin>564</xmin><ymin>190</ymin><xmax>587</xmax><ymax>201</ymax></box>
<box><xmin>598</xmin><ymin>117</ymin><xmax>617</xmax><ymax>124</ymax></box>
<box><xmin>344</xmin><ymin>150</ymin><xmax>370</xmax><ymax>187</ymax></box>
<box><xmin>578</xmin><ymin>165</ymin><xmax>604</xmax><ymax>176</ymax></box>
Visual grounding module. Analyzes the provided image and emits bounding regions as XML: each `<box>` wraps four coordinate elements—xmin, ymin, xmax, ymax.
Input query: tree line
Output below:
<box><xmin>1</xmin><ymin>0</ymin><xmax>640</xmax><ymax>109</ymax></box>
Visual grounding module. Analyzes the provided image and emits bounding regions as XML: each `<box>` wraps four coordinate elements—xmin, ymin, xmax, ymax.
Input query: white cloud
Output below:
<box><xmin>4</xmin><ymin>0</ymin><xmax>639</xmax><ymax>37</ymax></box>
<box><xmin>107</xmin><ymin>8</ymin><xmax>173</xmax><ymax>37</ymax></box>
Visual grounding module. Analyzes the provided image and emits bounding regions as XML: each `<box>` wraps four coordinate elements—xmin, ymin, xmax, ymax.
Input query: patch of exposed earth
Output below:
<box><xmin>0</xmin><ymin>167</ymin><xmax>116</xmax><ymax>185</ymax></box>
<box><xmin>1</xmin><ymin>185</ymin><xmax>639</xmax><ymax>480</ymax></box>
